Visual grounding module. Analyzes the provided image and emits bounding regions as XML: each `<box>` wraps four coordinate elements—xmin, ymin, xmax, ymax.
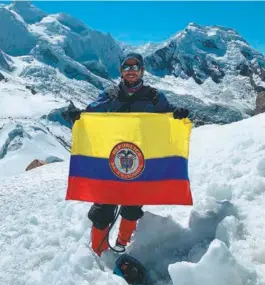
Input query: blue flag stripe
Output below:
<box><xmin>69</xmin><ymin>155</ymin><xmax>189</xmax><ymax>181</ymax></box>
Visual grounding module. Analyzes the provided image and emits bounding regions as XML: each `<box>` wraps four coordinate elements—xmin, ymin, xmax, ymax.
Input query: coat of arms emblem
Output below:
<box><xmin>109</xmin><ymin>142</ymin><xmax>145</xmax><ymax>180</ymax></box>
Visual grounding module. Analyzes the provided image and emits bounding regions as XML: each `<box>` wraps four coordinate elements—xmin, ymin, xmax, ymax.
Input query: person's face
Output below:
<box><xmin>120</xmin><ymin>59</ymin><xmax>144</xmax><ymax>85</ymax></box>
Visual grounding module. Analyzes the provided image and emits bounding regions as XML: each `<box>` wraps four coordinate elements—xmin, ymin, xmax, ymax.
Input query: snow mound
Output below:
<box><xmin>169</xmin><ymin>239</ymin><xmax>256</xmax><ymax>285</ymax></box>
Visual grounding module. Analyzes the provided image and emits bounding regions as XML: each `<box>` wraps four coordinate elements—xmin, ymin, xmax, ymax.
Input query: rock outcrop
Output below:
<box><xmin>25</xmin><ymin>159</ymin><xmax>47</xmax><ymax>171</ymax></box>
<box><xmin>254</xmin><ymin>91</ymin><xmax>265</xmax><ymax>115</ymax></box>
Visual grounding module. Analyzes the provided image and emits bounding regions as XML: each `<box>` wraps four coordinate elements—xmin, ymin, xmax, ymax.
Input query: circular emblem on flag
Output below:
<box><xmin>109</xmin><ymin>142</ymin><xmax>145</xmax><ymax>180</ymax></box>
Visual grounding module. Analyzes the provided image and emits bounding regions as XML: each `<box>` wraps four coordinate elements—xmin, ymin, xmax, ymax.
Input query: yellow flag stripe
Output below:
<box><xmin>71</xmin><ymin>113</ymin><xmax>192</xmax><ymax>159</ymax></box>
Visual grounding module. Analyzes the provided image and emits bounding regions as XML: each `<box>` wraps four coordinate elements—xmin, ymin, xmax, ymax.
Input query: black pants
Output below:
<box><xmin>88</xmin><ymin>203</ymin><xmax>144</xmax><ymax>230</ymax></box>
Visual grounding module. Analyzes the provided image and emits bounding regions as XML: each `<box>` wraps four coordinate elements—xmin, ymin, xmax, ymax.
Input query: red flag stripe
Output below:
<box><xmin>66</xmin><ymin>177</ymin><xmax>193</xmax><ymax>205</ymax></box>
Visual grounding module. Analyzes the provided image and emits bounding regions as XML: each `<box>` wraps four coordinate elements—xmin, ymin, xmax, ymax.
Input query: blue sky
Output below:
<box><xmin>2</xmin><ymin>1</ymin><xmax>265</xmax><ymax>54</ymax></box>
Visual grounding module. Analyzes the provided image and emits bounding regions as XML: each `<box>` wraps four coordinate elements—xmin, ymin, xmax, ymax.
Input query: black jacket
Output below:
<box><xmin>86</xmin><ymin>83</ymin><xmax>176</xmax><ymax>113</ymax></box>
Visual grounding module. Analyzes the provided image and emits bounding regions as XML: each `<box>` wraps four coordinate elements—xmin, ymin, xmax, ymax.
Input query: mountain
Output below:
<box><xmin>144</xmin><ymin>23</ymin><xmax>265</xmax><ymax>88</ymax></box>
<box><xmin>142</xmin><ymin>23</ymin><xmax>265</xmax><ymax>122</ymax></box>
<box><xmin>0</xmin><ymin>1</ymin><xmax>122</xmax><ymax>88</ymax></box>
<box><xmin>0</xmin><ymin>2</ymin><xmax>264</xmax><ymax>123</ymax></box>
<box><xmin>0</xmin><ymin>5</ymin><xmax>36</xmax><ymax>56</ymax></box>
<box><xmin>9</xmin><ymin>0</ymin><xmax>47</xmax><ymax>24</ymax></box>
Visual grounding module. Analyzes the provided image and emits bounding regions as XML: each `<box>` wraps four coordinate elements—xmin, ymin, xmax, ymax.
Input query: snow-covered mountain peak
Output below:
<box><xmin>0</xmin><ymin>6</ymin><xmax>36</xmax><ymax>56</ymax></box>
<box><xmin>54</xmin><ymin>12</ymin><xmax>92</xmax><ymax>35</ymax></box>
<box><xmin>28</xmin><ymin>12</ymin><xmax>122</xmax><ymax>78</ymax></box>
<box><xmin>185</xmin><ymin>22</ymin><xmax>239</xmax><ymax>35</ymax></box>
<box><xmin>8</xmin><ymin>0</ymin><xmax>47</xmax><ymax>24</ymax></box>
<box><xmin>145</xmin><ymin>22</ymin><xmax>265</xmax><ymax>97</ymax></box>
<box><xmin>180</xmin><ymin>22</ymin><xmax>250</xmax><ymax>54</ymax></box>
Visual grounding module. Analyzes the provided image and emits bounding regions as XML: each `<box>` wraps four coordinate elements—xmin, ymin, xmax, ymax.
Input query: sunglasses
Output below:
<box><xmin>121</xmin><ymin>64</ymin><xmax>141</xmax><ymax>72</ymax></box>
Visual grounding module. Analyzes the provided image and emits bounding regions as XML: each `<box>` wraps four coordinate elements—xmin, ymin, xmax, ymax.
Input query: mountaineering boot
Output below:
<box><xmin>91</xmin><ymin>225</ymin><xmax>109</xmax><ymax>256</ymax></box>
<box><xmin>115</xmin><ymin>218</ymin><xmax>137</xmax><ymax>251</ymax></box>
<box><xmin>113</xmin><ymin>254</ymin><xmax>147</xmax><ymax>285</ymax></box>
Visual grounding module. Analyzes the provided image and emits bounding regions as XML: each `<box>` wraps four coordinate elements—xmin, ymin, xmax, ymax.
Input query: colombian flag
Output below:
<box><xmin>66</xmin><ymin>113</ymin><xmax>193</xmax><ymax>205</ymax></box>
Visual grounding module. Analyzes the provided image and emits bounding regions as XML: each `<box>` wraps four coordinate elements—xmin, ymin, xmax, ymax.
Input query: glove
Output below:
<box><xmin>62</xmin><ymin>101</ymin><xmax>82</xmax><ymax>124</ymax></box>
<box><xmin>68</xmin><ymin>109</ymin><xmax>82</xmax><ymax>123</ymax></box>
<box><xmin>173</xmin><ymin>108</ymin><xmax>189</xmax><ymax>119</ymax></box>
<box><xmin>105</xmin><ymin>84</ymin><xmax>120</xmax><ymax>100</ymax></box>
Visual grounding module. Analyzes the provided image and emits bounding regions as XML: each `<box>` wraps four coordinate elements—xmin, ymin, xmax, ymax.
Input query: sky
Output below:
<box><xmin>1</xmin><ymin>1</ymin><xmax>265</xmax><ymax>54</ymax></box>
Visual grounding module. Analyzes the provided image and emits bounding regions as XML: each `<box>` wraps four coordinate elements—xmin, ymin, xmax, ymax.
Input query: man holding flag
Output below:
<box><xmin>65</xmin><ymin>52</ymin><xmax>191</xmax><ymax>257</ymax></box>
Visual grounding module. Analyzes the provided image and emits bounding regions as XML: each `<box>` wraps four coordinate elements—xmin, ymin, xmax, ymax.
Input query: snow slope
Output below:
<box><xmin>1</xmin><ymin>114</ymin><xmax>265</xmax><ymax>285</ymax></box>
<box><xmin>0</xmin><ymin>54</ymin><xmax>100</xmax><ymax>177</ymax></box>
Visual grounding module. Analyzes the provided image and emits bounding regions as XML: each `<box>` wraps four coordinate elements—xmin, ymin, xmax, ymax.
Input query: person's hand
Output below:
<box><xmin>173</xmin><ymin>108</ymin><xmax>189</xmax><ymax>119</ymax></box>
<box><xmin>68</xmin><ymin>109</ymin><xmax>82</xmax><ymax>123</ymax></box>
<box><xmin>106</xmin><ymin>84</ymin><xmax>120</xmax><ymax>100</ymax></box>
<box><xmin>62</xmin><ymin>101</ymin><xmax>82</xmax><ymax>124</ymax></box>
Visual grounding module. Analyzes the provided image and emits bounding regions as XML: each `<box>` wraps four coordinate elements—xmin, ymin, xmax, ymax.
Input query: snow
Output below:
<box><xmin>1</xmin><ymin>114</ymin><xmax>265</xmax><ymax>285</ymax></box>
<box><xmin>29</xmin><ymin>16</ymin><xmax>66</xmax><ymax>45</ymax></box>
<box><xmin>144</xmin><ymin>22</ymin><xmax>265</xmax><ymax>108</ymax></box>
<box><xmin>0</xmin><ymin>6</ymin><xmax>36</xmax><ymax>56</ymax></box>
<box><xmin>0</xmin><ymin>50</ymin><xmax>99</xmax><ymax>110</ymax></box>
<box><xmin>0</xmin><ymin>163</ymin><xmax>125</xmax><ymax>285</ymax></box>
<box><xmin>0</xmin><ymin>50</ymin><xmax>14</xmax><ymax>71</ymax></box>
<box><xmin>253</xmin><ymin>73</ymin><xmax>265</xmax><ymax>89</ymax></box>
<box><xmin>29</xmin><ymin>12</ymin><xmax>122</xmax><ymax>77</ymax></box>
<box><xmin>144</xmin><ymin>72</ymin><xmax>256</xmax><ymax>113</ymax></box>
<box><xmin>8</xmin><ymin>1</ymin><xmax>47</xmax><ymax>24</ymax></box>
<box><xmin>0</xmin><ymin>79</ymin><xmax>65</xmax><ymax>118</ymax></box>
<box><xmin>0</xmin><ymin>120</ymin><xmax>69</xmax><ymax>177</ymax></box>
<box><xmin>169</xmin><ymin>239</ymin><xmax>254</xmax><ymax>285</ymax></box>
<box><xmin>124</xmin><ymin>42</ymin><xmax>162</xmax><ymax>57</ymax></box>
